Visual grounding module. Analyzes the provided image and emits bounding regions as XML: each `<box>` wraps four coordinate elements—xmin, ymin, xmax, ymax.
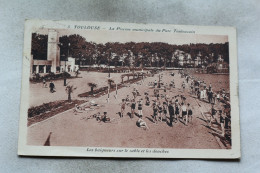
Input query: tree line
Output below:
<box><xmin>31</xmin><ymin>33</ymin><xmax>229</xmax><ymax>68</ymax></box>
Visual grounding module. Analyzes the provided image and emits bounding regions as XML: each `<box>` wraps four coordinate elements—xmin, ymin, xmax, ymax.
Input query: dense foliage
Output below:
<box><xmin>31</xmin><ymin>33</ymin><xmax>229</xmax><ymax>67</ymax></box>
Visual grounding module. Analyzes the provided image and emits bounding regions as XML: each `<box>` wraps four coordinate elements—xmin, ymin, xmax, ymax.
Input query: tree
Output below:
<box><xmin>31</xmin><ymin>33</ymin><xmax>48</xmax><ymax>60</ymax></box>
<box><xmin>88</xmin><ymin>82</ymin><xmax>97</xmax><ymax>95</ymax></box>
<box><xmin>59</xmin><ymin>34</ymin><xmax>96</xmax><ymax>65</ymax></box>
<box><xmin>173</xmin><ymin>51</ymin><xmax>179</xmax><ymax>67</ymax></box>
<box><xmin>31</xmin><ymin>32</ymin><xmax>230</xmax><ymax>69</ymax></box>
<box><xmin>65</xmin><ymin>85</ymin><xmax>77</xmax><ymax>102</ymax></box>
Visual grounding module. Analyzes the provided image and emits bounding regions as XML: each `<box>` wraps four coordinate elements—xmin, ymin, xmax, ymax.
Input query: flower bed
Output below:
<box><xmin>27</xmin><ymin>99</ymin><xmax>85</xmax><ymax>126</ymax></box>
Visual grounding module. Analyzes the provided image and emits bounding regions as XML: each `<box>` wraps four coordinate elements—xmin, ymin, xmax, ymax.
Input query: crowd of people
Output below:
<box><xmin>180</xmin><ymin>70</ymin><xmax>230</xmax><ymax>104</ymax></box>
<box><xmin>117</xmin><ymin>71</ymin><xmax>195</xmax><ymax>130</ymax></box>
<box><xmin>115</xmin><ymin>69</ymin><xmax>231</xmax><ymax>138</ymax></box>
<box><xmin>72</xmin><ymin>69</ymin><xmax>230</xmax><ymax>140</ymax></box>
<box><xmin>179</xmin><ymin>70</ymin><xmax>231</xmax><ymax>137</ymax></box>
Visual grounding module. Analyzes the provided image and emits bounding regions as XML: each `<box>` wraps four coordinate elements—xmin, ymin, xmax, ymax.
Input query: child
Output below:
<box><xmin>158</xmin><ymin>102</ymin><xmax>163</xmax><ymax>122</ymax></box>
<box><xmin>136</xmin><ymin>118</ymin><xmax>149</xmax><ymax>130</ymax></box>
<box><xmin>210</xmin><ymin>104</ymin><xmax>217</xmax><ymax>126</ymax></box>
<box><xmin>181</xmin><ymin>103</ymin><xmax>188</xmax><ymax>125</ymax></box>
<box><xmin>162</xmin><ymin>102</ymin><xmax>168</xmax><ymax>122</ymax></box>
<box><xmin>182</xmin><ymin>81</ymin><xmax>186</xmax><ymax>92</ymax></box>
<box><xmin>132</xmin><ymin>89</ymin><xmax>137</xmax><ymax>100</ymax></box>
<box><xmin>154</xmin><ymin>80</ymin><xmax>157</xmax><ymax>87</ymax></box>
<box><xmin>181</xmin><ymin>95</ymin><xmax>186</xmax><ymax>104</ymax></box>
<box><xmin>190</xmin><ymin>81</ymin><xmax>194</xmax><ymax>94</ymax></box>
<box><xmin>73</xmin><ymin>104</ymin><xmax>83</xmax><ymax>114</ymax></box>
<box><xmin>125</xmin><ymin>95</ymin><xmax>130</xmax><ymax>102</ymax></box>
<box><xmin>216</xmin><ymin>92</ymin><xmax>220</xmax><ymax>102</ymax></box>
<box><xmin>137</xmin><ymin>99</ymin><xmax>143</xmax><ymax>118</ymax></box>
<box><xmin>209</xmin><ymin>83</ymin><xmax>212</xmax><ymax>91</ymax></box>
<box><xmin>156</xmin><ymin>90</ymin><xmax>160</xmax><ymax>101</ymax></box>
<box><xmin>152</xmin><ymin>103</ymin><xmax>158</xmax><ymax>124</ymax></box>
<box><xmin>187</xmin><ymin>103</ymin><xmax>193</xmax><ymax>124</ymax></box>
<box><xmin>154</xmin><ymin>89</ymin><xmax>157</xmax><ymax>97</ymax></box>
<box><xmin>98</xmin><ymin>112</ymin><xmax>110</xmax><ymax>123</ymax></box>
<box><xmin>172</xmin><ymin>82</ymin><xmax>175</xmax><ymax>88</ymax></box>
<box><xmin>145</xmin><ymin>95</ymin><xmax>150</xmax><ymax>106</ymax></box>
<box><xmin>130</xmin><ymin>99</ymin><xmax>136</xmax><ymax>119</ymax></box>
<box><xmin>219</xmin><ymin>110</ymin><xmax>225</xmax><ymax>137</ymax></box>
<box><xmin>174</xmin><ymin>99</ymin><xmax>180</xmax><ymax>123</ymax></box>
<box><xmin>168</xmin><ymin>101</ymin><xmax>174</xmax><ymax>126</ymax></box>
<box><xmin>95</xmin><ymin>112</ymin><xmax>101</xmax><ymax>121</ymax></box>
<box><xmin>120</xmin><ymin>99</ymin><xmax>126</xmax><ymax>118</ymax></box>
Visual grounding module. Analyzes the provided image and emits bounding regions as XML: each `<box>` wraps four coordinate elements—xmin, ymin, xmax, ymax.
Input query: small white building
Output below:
<box><xmin>60</xmin><ymin>57</ymin><xmax>79</xmax><ymax>72</ymax></box>
<box><xmin>178</xmin><ymin>54</ymin><xmax>185</xmax><ymax>66</ymax></box>
<box><xmin>194</xmin><ymin>56</ymin><xmax>201</xmax><ymax>67</ymax></box>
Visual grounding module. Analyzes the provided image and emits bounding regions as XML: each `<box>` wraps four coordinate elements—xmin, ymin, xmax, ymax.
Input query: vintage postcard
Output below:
<box><xmin>18</xmin><ymin>20</ymin><xmax>240</xmax><ymax>158</ymax></box>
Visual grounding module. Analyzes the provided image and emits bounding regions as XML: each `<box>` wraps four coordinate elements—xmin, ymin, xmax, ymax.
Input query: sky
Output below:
<box><xmin>34</xmin><ymin>28</ymin><xmax>228</xmax><ymax>45</ymax></box>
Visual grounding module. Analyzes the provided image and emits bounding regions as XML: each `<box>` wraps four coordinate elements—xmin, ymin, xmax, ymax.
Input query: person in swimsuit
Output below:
<box><xmin>194</xmin><ymin>81</ymin><xmax>199</xmax><ymax>93</ymax></box>
<box><xmin>153</xmin><ymin>89</ymin><xmax>157</xmax><ymax>97</ymax></box>
<box><xmin>162</xmin><ymin>102</ymin><xmax>168</xmax><ymax>123</ymax></box>
<box><xmin>200</xmin><ymin>89</ymin><xmax>204</xmax><ymax>100</ymax></box>
<box><xmin>168</xmin><ymin>101</ymin><xmax>174</xmax><ymax>126</ymax></box>
<box><xmin>132</xmin><ymin>89</ymin><xmax>137</xmax><ymax>100</ymax></box>
<box><xmin>97</xmin><ymin>112</ymin><xmax>110</xmax><ymax>123</ymax></box>
<box><xmin>120</xmin><ymin>99</ymin><xmax>126</xmax><ymax>118</ymax></box>
<box><xmin>158</xmin><ymin>102</ymin><xmax>163</xmax><ymax>122</ymax></box>
<box><xmin>222</xmin><ymin>88</ymin><xmax>226</xmax><ymax>98</ymax></box>
<box><xmin>136</xmin><ymin>118</ymin><xmax>149</xmax><ymax>130</ymax></box>
<box><xmin>208</xmin><ymin>90</ymin><xmax>213</xmax><ymax>103</ymax></box>
<box><xmin>125</xmin><ymin>95</ymin><xmax>130</xmax><ymax>102</ymax></box>
<box><xmin>219</xmin><ymin>110</ymin><xmax>225</xmax><ymax>136</ymax></box>
<box><xmin>216</xmin><ymin>92</ymin><xmax>220</xmax><ymax>102</ymax></box>
<box><xmin>181</xmin><ymin>95</ymin><xmax>186</xmax><ymax>104</ymax></box>
<box><xmin>145</xmin><ymin>95</ymin><xmax>150</xmax><ymax>106</ymax></box>
<box><xmin>174</xmin><ymin>99</ymin><xmax>180</xmax><ymax>123</ymax></box>
<box><xmin>203</xmin><ymin>86</ymin><xmax>207</xmax><ymax>101</ymax></box>
<box><xmin>181</xmin><ymin>102</ymin><xmax>188</xmax><ymax>125</ymax></box>
<box><xmin>190</xmin><ymin>81</ymin><xmax>194</xmax><ymax>94</ymax></box>
<box><xmin>130</xmin><ymin>99</ymin><xmax>136</xmax><ymax>118</ymax></box>
<box><xmin>210</xmin><ymin>103</ymin><xmax>217</xmax><ymax>126</ymax></box>
<box><xmin>182</xmin><ymin>81</ymin><xmax>186</xmax><ymax>92</ymax></box>
<box><xmin>73</xmin><ymin>104</ymin><xmax>83</xmax><ymax>114</ymax></box>
<box><xmin>152</xmin><ymin>102</ymin><xmax>158</xmax><ymax>124</ymax></box>
<box><xmin>156</xmin><ymin>90</ymin><xmax>160</xmax><ymax>101</ymax></box>
<box><xmin>137</xmin><ymin>99</ymin><xmax>143</xmax><ymax>118</ymax></box>
<box><xmin>154</xmin><ymin>80</ymin><xmax>157</xmax><ymax>88</ymax></box>
<box><xmin>187</xmin><ymin>103</ymin><xmax>193</xmax><ymax>124</ymax></box>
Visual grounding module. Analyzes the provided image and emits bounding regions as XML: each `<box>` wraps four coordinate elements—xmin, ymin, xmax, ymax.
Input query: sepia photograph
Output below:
<box><xmin>18</xmin><ymin>20</ymin><xmax>240</xmax><ymax>158</ymax></box>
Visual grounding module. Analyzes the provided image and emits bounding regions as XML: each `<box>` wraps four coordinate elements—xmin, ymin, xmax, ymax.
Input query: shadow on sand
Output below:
<box><xmin>43</xmin><ymin>132</ymin><xmax>52</xmax><ymax>146</ymax></box>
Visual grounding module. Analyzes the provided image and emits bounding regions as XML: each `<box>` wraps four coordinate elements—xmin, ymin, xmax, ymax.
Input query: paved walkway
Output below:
<box><xmin>29</xmin><ymin>72</ymin><xmax>124</xmax><ymax>107</ymax></box>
